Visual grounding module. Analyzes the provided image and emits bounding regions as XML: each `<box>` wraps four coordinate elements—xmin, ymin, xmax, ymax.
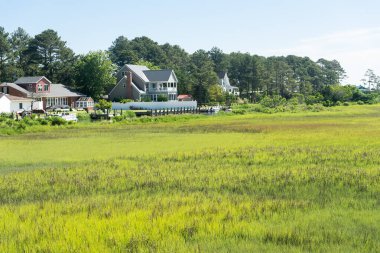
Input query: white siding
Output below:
<box><xmin>0</xmin><ymin>97</ymin><xmax>11</xmax><ymax>113</ymax></box>
<box><xmin>167</xmin><ymin>73</ymin><xmax>177</xmax><ymax>83</ymax></box>
<box><xmin>10</xmin><ymin>101</ymin><xmax>32</xmax><ymax>112</ymax></box>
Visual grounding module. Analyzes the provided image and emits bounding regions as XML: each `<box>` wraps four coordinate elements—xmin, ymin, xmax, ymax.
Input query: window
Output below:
<box><xmin>44</xmin><ymin>84</ymin><xmax>49</xmax><ymax>91</ymax></box>
<box><xmin>2</xmin><ymin>87</ymin><xmax>8</xmax><ymax>94</ymax></box>
<box><xmin>38</xmin><ymin>84</ymin><xmax>43</xmax><ymax>92</ymax></box>
<box><xmin>19</xmin><ymin>103</ymin><xmax>23</xmax><ymax>109</ymax></box>
<box><xmin>122</xmin><ymin>71</ymin><xmax>127</xmax><ymax>76</ymax></box>
<box><xmin>152</xmin><ymin>83</ymin><xmax>156</xmax><ymax>89</ymax></box>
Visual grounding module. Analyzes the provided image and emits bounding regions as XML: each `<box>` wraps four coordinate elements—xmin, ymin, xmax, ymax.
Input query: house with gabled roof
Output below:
<box><xmin>218</xmin><ymin>72</ymin><xmax>239</xmax><ymax>96</ymax></box>
<box><xmin>109</xmin><ymin>64</ymin><xmax>178</xmax><ymax>102</ymax></box>
<box><xmin>0</xmin><ymin>76</ymin><xmax>87</xmax><ymax>110</ymax></box>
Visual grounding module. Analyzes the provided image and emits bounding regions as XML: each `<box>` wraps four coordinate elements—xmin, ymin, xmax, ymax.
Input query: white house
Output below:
<box><xmin>218</xmin><ymin>72</ymin><xmax>239</xmax><ymax>96</ymax></box>
<box><xmin>0</xmin><ymin>93</ymin><xmax>33</xmax><ymax>113</ymax></box>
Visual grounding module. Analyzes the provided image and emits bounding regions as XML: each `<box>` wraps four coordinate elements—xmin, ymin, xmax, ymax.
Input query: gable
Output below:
<box><xmin>143</xmin><ymin>70</ymin><xmax>177</xmax><ymax>82</ymax></box>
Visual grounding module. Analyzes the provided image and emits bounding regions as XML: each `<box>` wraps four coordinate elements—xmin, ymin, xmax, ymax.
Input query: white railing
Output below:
<box><xmin>112</xmin><ymin>101</ymin><xmax>197</xmax><ymax>110</ymax></box>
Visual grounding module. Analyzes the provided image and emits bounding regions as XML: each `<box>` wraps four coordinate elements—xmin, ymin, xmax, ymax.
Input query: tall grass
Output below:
<box><xmin>0</xmin><ymin>104</ymin><xmax>379</xmax><ymax>252</ymax></box>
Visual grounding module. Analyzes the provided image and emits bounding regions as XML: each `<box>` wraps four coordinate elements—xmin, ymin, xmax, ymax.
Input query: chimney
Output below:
<box><xmin>126</xmin><ymin>71</ymin><xmax>133</xmax><ymax>99</ymax></box>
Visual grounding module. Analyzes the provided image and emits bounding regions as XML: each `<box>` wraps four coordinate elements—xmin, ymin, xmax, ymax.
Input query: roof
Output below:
<box><xmin>44</xmin><ymin>84</ymin><xmax>84</xmax><ymax>98</ymax></box>
<box><xmin>14</xmin><ymin>76</ymin><xmax>51</xmax><ymax>84</ymax></box>
<box><xmin>76</xmin><ymin>97</ymin><xmax>93</xmax><ymax>102</ymax></box>
<box><xmin>125</xmin><ymin>64</ymin><xmax>150</xmax><ymax>82</ymax></box>
<box><xmin>177</xmin><ymin>94</ymin><xmax>192</xmax><ymax>99</ymax></box>
<box><xmin>143</xmin><ymin>70</ymin><xmax>174</xmax><ymax>82</ymax></box>
<box><xmin>0</xmin><ymin>93</ymin><xmax>33</xmax><ymax>101</ymax></box>
<box><xmin>217</xmin><ymin>72</ymin><xmax>227</xmax><ymax>79</ymax></box>
<box><xmin>0</xmin><ymin>82</ymin><xmax>31</xmax><ymax>96</ymax></box>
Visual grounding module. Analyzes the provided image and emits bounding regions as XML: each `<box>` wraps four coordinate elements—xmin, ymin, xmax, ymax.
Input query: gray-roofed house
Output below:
<box><xmin>109</xmin><ymin>64</ymin><xmax>178</xmax><ymax>101</ymax></box>
<box><xmin>1</xmin><ymin>76</ymin><xmax>87</xmax><ymax>110</ymax></box>
<box><xmin>218</xmin><ymin>72</ymin><xmax>239</xmax><ymax>96</ymax></box>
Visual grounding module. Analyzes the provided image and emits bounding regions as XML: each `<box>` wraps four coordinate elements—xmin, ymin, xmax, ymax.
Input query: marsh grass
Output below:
<box><xmin>0</xmin><ymin>104</ymin><xmax>379</xmax><ymax>252</ymax></box>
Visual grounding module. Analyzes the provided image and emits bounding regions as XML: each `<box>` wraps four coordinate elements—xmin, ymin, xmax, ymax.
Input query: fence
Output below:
<box><xmin>112</xmin><ymin>101</ymin><xmax>197</xmax><ymax>110</ymax></box>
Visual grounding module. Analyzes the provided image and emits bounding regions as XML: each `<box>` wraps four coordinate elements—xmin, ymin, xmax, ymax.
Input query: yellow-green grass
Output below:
<box><xmin>0</xmin><ymin>104</ymin><xmax>379</xmax><ymax>252</ymax></box>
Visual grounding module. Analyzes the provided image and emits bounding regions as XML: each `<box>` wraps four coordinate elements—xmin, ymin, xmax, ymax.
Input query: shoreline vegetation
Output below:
<box><xmin>0</xmin><ymin>99</ymin><xmax>378</xmax><ymax>135</ymax></box>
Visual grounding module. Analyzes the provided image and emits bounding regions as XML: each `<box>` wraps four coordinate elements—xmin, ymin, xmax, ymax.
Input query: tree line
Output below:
<box><xmin>0</xmin><ymin>27</ymin><xmax>378</xmax><ymax>103</ymax></box>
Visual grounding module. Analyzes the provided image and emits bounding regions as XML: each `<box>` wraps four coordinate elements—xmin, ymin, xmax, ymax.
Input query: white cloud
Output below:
<box><xmin>264</xmin><ymin>27</ymin><xmax>380</xmax><ymax>84</ymax></box>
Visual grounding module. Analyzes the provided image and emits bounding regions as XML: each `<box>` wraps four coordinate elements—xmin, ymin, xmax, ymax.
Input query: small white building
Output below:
<box><xmin>0</xmin><ymin>93</ymin><xmax>33</xmax><ymax>113</ymax></box>
<box><xmin>76</xmin><ymin>97</ymin><xmax>94</xmax><ymax>109</ymax></box>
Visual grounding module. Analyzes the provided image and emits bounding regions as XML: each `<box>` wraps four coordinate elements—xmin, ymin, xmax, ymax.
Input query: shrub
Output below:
<box><xmin>232</xmin><ymin>109</ymin><xmax>246</xmax><ymax>115</ymax></box>
<box><xmin>49</xmin><ymin>117</ymin><xmax>67</xmax><ymax>126</ymax></box>
<box><xmin>343</xmin><ymin>102</ymin><xmax>349</xmax><ymax>106</ymax></box>
<box><xmin>305</xmin><ymin>93</ymin><xmax>323</xmax><ymax>105</ymax></box>
<box><xmin>21</xmin><ymin>116</ymin><xmax>38</xmax><ymax>126</ymax></box>
<box><xmin>36</xmin><ymin>118</ymin><xmax>49</xmax><ymax>125</ymax></box>
<box><xmin>260</xmin><ymin>95</ymin><xmax>286</xmax><ymax>108</ymax></box>
<box><xmin>157</xmin><ymin>95</ymin><xmax>168</xmax><ymax>102</ymax></box>
<box><xmin>323</xmin><ymin>100</ymin><xmax>334</xmax><ymax>107</ymax></box>
<box><xmin>112</xmin><ymin>111</ymin><xmax>136</xmax><ymax>122</ymax></box>
<box><xmin>142</xmin><ymin>96</ymin><xmax>152</xmax><ymax>102</ymax></box>
<box><xmin>77</xmin><ymin>113</ymin><xmax>91</xmax><ymax>122</ymax></box>
<box><xmin>120</xmin><ymin>99</ymin><xmax>134</xmax><ymax>103</ymax></box>
<box><xmin>95</xmin><ymin>99</ymin><xmax>112</xmax><ymax>112</ymax></box>
<box><xmin>357</xmin><ymin>100</ymin><xmax>364</xmax><ymax>105</ymax></box>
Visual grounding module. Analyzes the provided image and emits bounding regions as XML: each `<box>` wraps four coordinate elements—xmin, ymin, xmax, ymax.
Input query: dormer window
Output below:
<box><xmin>44</xmin><ymin>84</ymin><xmax>49</xmax><ymax>91</ymax></box>
<box><xmin>37</xmin><ymin>84</ymin><xmax>43</xmax><ymax>92</ymax></box>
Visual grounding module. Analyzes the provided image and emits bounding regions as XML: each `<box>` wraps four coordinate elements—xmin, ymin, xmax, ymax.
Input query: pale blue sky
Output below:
<box><xmin>1</xmin><ymin>0</ymin><xmax>380</xmax><ymax>84</ymax></box>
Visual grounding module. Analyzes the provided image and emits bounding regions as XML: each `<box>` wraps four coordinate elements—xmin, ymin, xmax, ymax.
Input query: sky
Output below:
<box><xmin>1</xmin><ymin>0</ymin><xmax>380</xmax><ymax>84</ymax></box>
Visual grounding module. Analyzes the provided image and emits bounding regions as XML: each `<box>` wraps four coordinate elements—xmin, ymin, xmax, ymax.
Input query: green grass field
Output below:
<box><xmin>0</xmin><ymin>105</ymin><xmax>379</xmax><ymax>252</ymax></box>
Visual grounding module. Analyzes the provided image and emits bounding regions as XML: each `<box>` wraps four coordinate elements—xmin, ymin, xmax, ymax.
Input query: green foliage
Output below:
<box><xmin>95</xmin><ymin>99</ymin><xmax>112</xmax><ymax>112</ymax></box>
<box><xmin>113</xmin><ymin>111</ymin><xmax>136</xmax><ymax>122</ymax></box>
<box><xmin>119</xmin><ymin>99</ymin><xmax>134</xmax><ymax>103</ymax></box>
<box><xmin>208</xmin><ymin>84</ymin><xmax>225</xmax><ymax>104</ymax></box>
<box><xmin>141</xmin><ymin>96</ymin><xmax>152</xmax><ymax>102</ymax></box>
<box><xmin>74</xmin><ymin>51</ymin><xmax>116</xmax><ymax>100</ymax></box>
<box><xmin>260</xmin><ymin>95</ymin><xmax>286</xmax><ymax>108</ymax></box>
<box><xmin>135</xmin><ymin>59</ymin><xmax>160</xmax><ymax>70</ymax></box>
<box><xmin>157</xmin><ymin>95</ymin><xmax>168</xmax><ymax>102</ymax></box>
<box><xmin>189</xmin><ymin>50</ymin><xmax>218</xmax><ymax>104</ymax></box>
<box><xmin>49</xmin><ymin>116</ymin><xmax>67</xmax><ymax>126</ymax></box>
<box><xmin>305</xmin><ymin>93</ymin><xmax>324</xmax><ymax>105</ymax></box>
<box><xmin>76</xmin><ymin>112</ymin><xmax>91</xmax><ymax>122</ymax></box>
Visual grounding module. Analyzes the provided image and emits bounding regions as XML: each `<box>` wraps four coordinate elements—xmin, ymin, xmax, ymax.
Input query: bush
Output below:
<box><xmin>323</xmin><ymin>100</ymin><xmax>334</xmax><ymax>107</ymax></box>
<box><xmin>49</xmin><ymin>117</ymin><xmax>67</xmax><ymax>126</ymax></box>
<box><xmin>232</xmin><ymin>109</ymin><xmax>246</xmax><ymax>115</ymax></box>
<box><xmin>77</xmin><ymin>113</ymin><xmax>91</xmax><ymax>122</ymax></box>
<box><xmin>305</xmin><ymin>94</ymin><xmax>323</xmax><ymax>105</ymax></box>
<box><xmin>113</xmin><ymin>111</ymin><xmax>136</xmax><ymax>122</ymax></box>
<box><xmin>260</xmin><ymin>95</ymin><xmax>286</xmax><ymax>108</ymax></box>
<box><xmin>36</xmin><ymin>118</ymin><xmax>49</xmax><ymax>125</ymax></box>
<box><xmin>157</xmin><ymin>95</ymin><xmax>168</xmax><ymax>102</ymax></box>
<box><xmin>343</xmin><ymin>102</ymin><xmax>349</xmax><ymax>106</ymax></box>
<box><xmin>120</xmin><ymin>99</ymin><xmax>134</xmax><ymax>103</ymax></box>
<box><xmin>357</xmin><ymin>100</ymin><xmax>364</xmax><ymax>105</ymax></box>
<box><xmin>142</xmin><ymin>96</ymin><xmax>152</xmax><ymax>102</ymax></box>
